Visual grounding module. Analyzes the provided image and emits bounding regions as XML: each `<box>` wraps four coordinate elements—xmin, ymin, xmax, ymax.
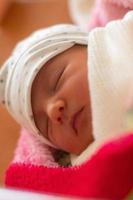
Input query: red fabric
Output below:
<box><xmin>5</xmin><ymin>133</ymin><xmax>133</xmax><ymax>199</ymax></box>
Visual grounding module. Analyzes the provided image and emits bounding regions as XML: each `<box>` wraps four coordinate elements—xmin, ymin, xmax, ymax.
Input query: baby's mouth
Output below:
<box><xmin>71</xmin><ymin>107</ymin><xmax>84</xmax><ymax>135</ymax></box>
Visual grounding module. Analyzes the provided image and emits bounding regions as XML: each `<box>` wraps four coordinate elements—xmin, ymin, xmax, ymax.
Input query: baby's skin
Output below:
<box><xmin>31</xmin><ymin>45</ymin><xmax>94</xmax><ymax>155</ymax></box>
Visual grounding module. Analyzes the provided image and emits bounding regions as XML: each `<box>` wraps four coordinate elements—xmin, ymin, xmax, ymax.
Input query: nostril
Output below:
<box><xmin>57</xmin><ymin>117</ymin><xmax>62</xmax><ymax>124</ymax></box>
<box><xmin>59</xmin><ymin>106</ymin><xmax>64</xmax><ymax>112</ymax></box>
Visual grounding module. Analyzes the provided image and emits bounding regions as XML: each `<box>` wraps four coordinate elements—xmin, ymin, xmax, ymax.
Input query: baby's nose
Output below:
<box><xmin>46</xmin><ymin>99</ymin><xmax>65</xmax><ymax>124</ymax></box>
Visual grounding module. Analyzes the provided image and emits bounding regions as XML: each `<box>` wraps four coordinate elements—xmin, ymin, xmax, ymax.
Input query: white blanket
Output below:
<box><xmin>71</xmin><ymin>11</ymin><xmax>133</xmax><ymax>165</ymax></box>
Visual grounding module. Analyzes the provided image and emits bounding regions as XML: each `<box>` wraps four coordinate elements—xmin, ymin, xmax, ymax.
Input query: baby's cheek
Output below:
<box><xmin>49</xmin><ymin>124</ymin><xmax>74</xmax><ymax>151</ymax></box>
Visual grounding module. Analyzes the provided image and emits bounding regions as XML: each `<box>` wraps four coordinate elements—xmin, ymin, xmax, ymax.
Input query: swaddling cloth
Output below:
<box><xmin>71</xmin><ymin>11</ymin><xmax>133</xmax><ymax>165</ymax></box>
<box><xmin>1</xmin><ymin>11</ymin><xmax>133</xmax><ymax>155</ymax></box>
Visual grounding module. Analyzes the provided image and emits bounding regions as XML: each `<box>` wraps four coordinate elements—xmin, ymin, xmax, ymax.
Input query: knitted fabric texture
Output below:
<box><xmin>5</xmin><ymin>133</ymin><xmax>133</xmax><ymax>199</ymax></box>
<box><xmin>12</xmin><ymin>129</ymin><xmax>58</xmax><ymax>167</ymax></box>
<box><xmin>87</xmin><ymin>11</ymin><xmax>133</xmax><ymax>140</ymax></box>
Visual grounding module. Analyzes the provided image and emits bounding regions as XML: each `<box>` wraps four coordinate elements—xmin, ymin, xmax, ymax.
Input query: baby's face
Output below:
<box><xmin>31</xmin><ymin>45</ymin><xmax>93</xmax><ymax>155</ymax></box>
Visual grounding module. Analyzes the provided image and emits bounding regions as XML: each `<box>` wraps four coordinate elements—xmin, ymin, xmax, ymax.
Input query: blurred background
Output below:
<box><xmin>0</xmin><ymin>0</ymin><xmax>73</xmax><ymax>186</ymax></box>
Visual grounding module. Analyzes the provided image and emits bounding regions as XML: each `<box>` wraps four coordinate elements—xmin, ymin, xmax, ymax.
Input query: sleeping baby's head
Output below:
<box><xmin>31</xmin><ymin>44</ymin><xmax>93</xmax><ymax>154</ymax></box>
<box><xmin>0</xmin><ymin>24</ymin><xmax>93</xmax><ymax>155</ymax></box>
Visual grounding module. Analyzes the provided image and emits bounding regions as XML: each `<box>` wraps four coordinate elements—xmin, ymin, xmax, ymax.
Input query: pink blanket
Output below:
<box><xmin>5</xmin><ymin>131</ymin><xmax>133</xmax><ymax>199</ymax></box>
<box><xmin>88</xmin><ymin>0</ymin><xmax>133</xmax><ymax>29</ymax></box>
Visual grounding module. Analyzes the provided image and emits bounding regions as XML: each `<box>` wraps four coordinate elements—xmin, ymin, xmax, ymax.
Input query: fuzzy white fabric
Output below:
<box><xmin>89</xmin><ymin>11</ymin><xmax>133</xmax><ymax>139</ymax></box>
<box><xmin>69</xmin><ymin>0</ymin><xmax>94</xmax><ymax>30</ymax></box>
<box><xmin>0</xmin><ymin>24</ymin><xmax>88</xmax><ymax>147</ymax></box>
<box><xmin>71</xmin><ymin>11</ymin><xmax>133</xmax><ymax>165</ymax></box>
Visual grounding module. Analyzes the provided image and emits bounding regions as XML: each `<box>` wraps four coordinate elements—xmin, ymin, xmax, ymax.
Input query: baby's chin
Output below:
<box><xmin>69</xmin><ymin>138</ymin><xmax>93</xmax><ymax>155</ymax></box>
<box><xmin>76</xmin><ymin>133</ymin><xmax>94</xmax><ymax>155</ymax></box>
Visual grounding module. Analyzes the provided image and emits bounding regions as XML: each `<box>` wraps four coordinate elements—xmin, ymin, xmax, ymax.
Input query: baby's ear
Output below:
<box><xmin>0</xmin><ymin>60</ymin><xmax>9</xmax><ymax>105</ymax></box>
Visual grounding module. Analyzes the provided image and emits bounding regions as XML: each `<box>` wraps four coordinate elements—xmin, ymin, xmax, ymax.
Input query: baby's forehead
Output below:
<box><xmin>38</xmin><ymin>44</ymin><xmax>85</xmax><ymax>77</ymax></box>
<box><xmin>35</xmin><ymin>44</ymin><xmax>87</xmax><ymax>87</ymax></box>
<box><xmin>43</xmin><ymin>44</ymin><xmax>86</xmax><ymax>67</ymax></box>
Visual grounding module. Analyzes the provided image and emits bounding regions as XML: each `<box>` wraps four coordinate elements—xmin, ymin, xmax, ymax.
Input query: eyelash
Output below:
<box><xmin>54</xmin><ymin>67</ymin><xmax>66</xmax><ymax>91</ymax></box>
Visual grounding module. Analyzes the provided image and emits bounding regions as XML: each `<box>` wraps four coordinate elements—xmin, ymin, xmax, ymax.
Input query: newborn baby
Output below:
<box><xmin>0</xmin><ymin>25</ymin><xmax>93</xmax><ymax>166</ymax></box>
<box><xmin>31</xmin><ymin>44</ymin><xmax>93</xmax><ymax>155</ymax></box>
<box><xmin>0</xmin><ymin>11</ymin><xmax>133</xmax><ymax>167</ymax></box>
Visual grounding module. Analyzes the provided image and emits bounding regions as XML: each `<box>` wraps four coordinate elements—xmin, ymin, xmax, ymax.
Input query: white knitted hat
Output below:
<box><xmin>0</xmin><ymin>24</ymin><xmax>88</xmax><ymax>147</ymax></box>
